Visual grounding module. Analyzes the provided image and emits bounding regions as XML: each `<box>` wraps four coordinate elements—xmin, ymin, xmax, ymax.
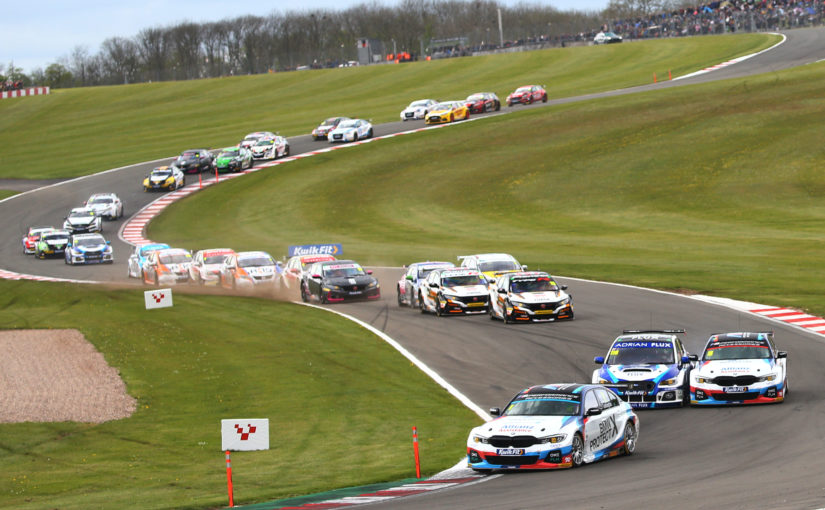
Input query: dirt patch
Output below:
<box><xmin>0</xmin><ymin>329</ymin><xmax>136</xmax><ymax>423</ymax></box>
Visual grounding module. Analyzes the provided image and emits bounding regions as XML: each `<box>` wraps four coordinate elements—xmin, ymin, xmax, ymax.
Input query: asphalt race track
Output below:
<box><xmin>3</xmin><ymin>28</ymin><xmax>825</xmax><ymax>510</ymax></box>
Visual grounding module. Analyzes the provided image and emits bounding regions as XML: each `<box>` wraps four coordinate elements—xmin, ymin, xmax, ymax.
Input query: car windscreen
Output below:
<box><xmin>159</xmin><ymin>253</ymin><xmax>191</xmax><ymax>264</ymax></box>
<box><xmin>179</xmin><ymin>152</ymin><xmax>199</xmax><ymax>159</ymax></box>
<box><xmin>323</xmin><ymin>265</ymin><xmax>364</xmax><ymax>277</ymax></box>
<box><xmin>410</xmin><ymin>100</ymin><xmax>430</xmax><ymax>107</ymax></box>
<box><xmin>505</xmin><ymin>397</ymin><xmax>580</xmax><ymax>416</ymax></box>
<box><xmin>418</xmin><ymin>265</ymin><xmax>451</xmax><ymax>278</ymax></box>
<box><xmin>516</xmin><ymin>87</ymin><xmax>532</xmax><ymax>93</ymax></box>
<box><xmin>69</xmin><ymin>211</ymin><xmax>94</xmax><ymax>219</ymax></box>
<box><xmin>441</xmin><ymin>274</ymin><xmax>485</xmax><ymax>287</ymax></box>
<box><xmin>704</xmin><ymin>343</ymin><xmax>771</xmax><ymax>360</ymax></box>
<box><xmin>151</xmin><ymin>170</ymin><xmax>172</xmax><ymax>177</ymax></box>
<box><xmin>88</xmin><ymin>197</ymin><xmax>113</xmax><ymax>204</ymax></box>
<box><xmin>254</xmin><ymin>139</ymin><xmax>274</xmax><ymax>146</ymax></box>
<box><xmin>478</xmin><ymin>260</ymin><xmax>519</xmax><ymax>273</ymax></box>
<box><xmin>218</xmin><ymin>151</ymin><xmax>238</xmax><ymax>159</ymax></box>
<box><xmin>466</xmin><ymin>94</ymin><xmax>484</xmax><ymax>101</ymax></box>
<box><xmin>76</xmin><ymin>236</ymin><xmax>105</xmax><ymax>247</ymax></box>
<box><xmin>432</xmin><ymin>103</ymin><xmax>452</xmax><ymax>110</ymax></box>
<box><xmin>322</xmin><ymin>118</ymin><xmax>340</xmax><ymax>126</ymax></box>
<box><xmin>607</xmin><ymin>342</ymin><xmax>675</xmax><ymax>364</ymax></box>
<box><xmin>42</xmin><ymin>233</ymin><xmax>69</xmax><ymax>242</ymax></box>
<box><xmin>204</xmin><ymin>254</ymin><xmax>229</xmax><ymax>264</ymax></box>
<box><xmin>239</xmin><ymin>256</ymin><xmax>274</xmax><ymax>268</ymax></box>
<box><xmin>337</xmin><ymin>120</ymin><xmax>357</xmax><ymax>128</ymax></box>
<box><xmin>510</xmin><ymin>277</ymin><xmax>558</xmax><ymax>293</ymax></box>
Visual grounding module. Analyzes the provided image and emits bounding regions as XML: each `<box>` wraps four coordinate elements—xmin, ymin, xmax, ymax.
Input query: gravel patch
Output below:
<box><xmin>0</xmin><ymin>329</ymin><xmax>136</xmax><ymax>423</ymax></box>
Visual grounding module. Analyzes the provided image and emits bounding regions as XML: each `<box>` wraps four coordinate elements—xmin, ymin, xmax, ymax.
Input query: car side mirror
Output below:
<box><xmin>498</xmin><ymin>288</ymin><xmax>507</xmax><ymax>293</ymax></box>
<box><xmin>106</xmin><ymin>241</ymin><xmax>111</xmax><ymax>245</ymax></box>
<box><xmin>561</xmin><ymin>285</ymin><xmax>568</xmax><ymax>290</ymax></box>
<box><xmin>521</xmin><ymin>265</ymin><xmax>527</xmax><ymax>270</ymax></box>
<box><xmin>405</xmin><ymin>275</ymin><xmax>414</xmax><ymax>281</ymax></box>
<box><xmin>489</xmin><ymin>407</ymin><xmax>501</xmax><ymax>417</ymax></box>
<box><xmin>586</xmin><ymin>407</ymin><xmax>602</xmax><ymax>417</ymax></box>
<box><xmin>776</xmin><ymin>351</ymin><xmax>787</xmax><ymax>359</ymax></box>
<box><xmin>430</xmin><ymin>283</ymin><xmax>439</xmax><ymax>288</ymax></box>
<box><xmin>312</xmin><ymin>274</ymin><xmax>322</xmax><ymax>279</ymax></box>
<box><xmin>689</xmin><ymin>354</ymin><xmax>699</xmax><ymax>362</ymax></box>
<box><xmin>594</xmin><ymin>356</ymin><xmax>605</xmax><ymax>364</ymax></box>
<box><xmin>681</xmin><ymin>355</ymin><xmax>690</xmax><ymax>364</ymax></box>
<box><xmin>366</xmin><ymin>270</ymin><xmax>373</xmax><ymax>275</ymax></box>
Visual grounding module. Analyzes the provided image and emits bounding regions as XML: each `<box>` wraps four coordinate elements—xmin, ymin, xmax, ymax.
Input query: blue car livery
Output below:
<box><xmin>593</xmin><ymin>330</ymin><xmax>695</xmax><ymax>409</ymax></box>
<box><xmin>65</xmin><ymin>233</ymin><xmax>113</xmax><ymax>265</ymax></box>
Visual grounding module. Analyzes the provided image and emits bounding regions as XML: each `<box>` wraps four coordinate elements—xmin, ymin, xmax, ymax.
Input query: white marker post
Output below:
<box><xmin>144</xmin><ymin>288</ymin><xmax>173</xmax><ymax>310</ymax></box>
<box><xmin>220</xmin><ymin>419</ymin><xmax>270</xmax><ymax>507</ymax></box>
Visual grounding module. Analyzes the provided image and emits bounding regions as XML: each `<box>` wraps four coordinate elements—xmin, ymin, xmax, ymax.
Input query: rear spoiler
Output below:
<box><xmin>623</xmin><ymin>329</ymin><xmax>685</xmax><ymax>334</ymax></box>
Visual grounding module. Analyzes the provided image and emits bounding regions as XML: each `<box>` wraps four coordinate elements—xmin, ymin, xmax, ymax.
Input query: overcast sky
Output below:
<box><xmin>1</xmin><ymin>0</ymin><xmax>608</xmax><ymax>73</ymax></box>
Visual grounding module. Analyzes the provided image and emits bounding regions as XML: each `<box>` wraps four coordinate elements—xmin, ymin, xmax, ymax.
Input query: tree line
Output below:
<box><xmin>1</xmin><ymin>0</ymin><xmax>713</xmax><ymax>89</ymax></box>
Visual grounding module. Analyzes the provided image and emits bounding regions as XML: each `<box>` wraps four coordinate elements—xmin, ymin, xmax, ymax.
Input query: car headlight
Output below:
<box><xmin>598</xmin><ymin>378</ymin><xmax>610</xmax><ymax>384</ymax></box>
<box><xmin>367</xmin><ymin>281</ymin><xmax>378</xmax><ymax>289</ymax></box>
<box><xmin>327</xmin><ymin>285</ymin><xmax>342</xmax><ymax>290</ymax></box>
<box><xmin>661</xmin><ymin>378</ymin><xmax>678</xmax><ymax>386</ymax></box>
<box><xmin>511</xmin><ymin>301</ymin><xmax>530</xmax><ymax>310</ymax></box>
<box><xmin>558</xmin><ymin>298</ymin><xmax>570</xmax><ymax>305</ymax></box>
<box><xmin>539</xmin><ymin>434</ymin><xmax>566</xmax><ymax>444</ymax></box>
<box><xmin>165</xmin><ymin>177</ymin><xmax>174</xmax><ymax>184</ymax></box>
<box><xmin>472</xmin><ymin>435</ymin><xmax>489</xmax><ymax>444</ymax></box>
<box><xmin>696</xmin><ymin>376</ymin><xmax>713</xmax><ymax>384</ymax></box>
<box><xmin>757</xmin><ymin>374</ymin><xmax>777</xmax><ymax>382</ymax></box>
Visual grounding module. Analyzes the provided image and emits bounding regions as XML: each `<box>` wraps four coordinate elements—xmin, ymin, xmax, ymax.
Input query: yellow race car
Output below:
<box><xmin>143</xmin><ymin>166</ymin><xmax>186</xmax><ymax>192</ymax></box>
<box><xmin>425</xmin><ymin>101</ymin><xmax>470</xmax><ymax>124</ymax></box>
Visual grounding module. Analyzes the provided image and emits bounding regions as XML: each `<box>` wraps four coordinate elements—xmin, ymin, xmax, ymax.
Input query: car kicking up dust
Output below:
<box><xmin>0</xmin><ymin>329</ymin><xmax>136</xmax><ymax>423</ymax></box>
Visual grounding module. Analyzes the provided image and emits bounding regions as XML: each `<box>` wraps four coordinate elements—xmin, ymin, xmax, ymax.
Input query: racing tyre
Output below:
<box><xmin>489</xmin><ymin>304</ymin><xmax>497</xmax><ymax>320</ymax></box>
<box><xmin>507</xmin><ymin>101</ymin><xmax>512</xmax><ymax>107</ymax></box>
<box><xmin>284</xmin><ymin>145</ymin><xmax>290</xmax><ymax>157</ymax></box>
<box><xmin>571</xmin><ymin>434</ymin><xmax>584</xmax><ymax>468</ymax></box>
<box><xmin>320</xmin><ymin>292</ymin><xmax>328</xmax><ymax>305</ymax></box>
<box><xmin>419</xmin><ymin>293</ymin><xmax>427</xmax><ymax>314</ymax></box>
<box><xmin>503</xmin><ymin>302</ymin><xmax>514</xmax><ymax>324</ymax></box>
<box><xmin>367</xmin><ymin>128</ymin><xmax>373</xmax><ymax>138</ymax></box>
<box><xmin>435</xmin><ymin>295</ymin><xmax>444</xmax><ymax>317</ymax></box>
<box><xmin>495</xmin><ymin>101</ymin><xmax>501</xmax><ymax>111</ymax></box>
<box><xmin>542</xmin><ymin>95</ymin><xmax>548</xmax><ymax>103</ymax></box>
<box><xmin>300</xmin><ymin>284</ymin><xmax>309</xmax><ymax>303</ymax></box>
<box><xmin>449</xmin><ymin>114</ymin><xmax>454</xmax><ymax>123</ymax></box>
<box><xmin>622</xmin><ymin>422</ymin><xmax>637</xmax><ymax>456</ymax></box>
<box><xmin>397</xmin><ymin>287</ymin><xmax>404</xmax><ymax>307</ymax></box>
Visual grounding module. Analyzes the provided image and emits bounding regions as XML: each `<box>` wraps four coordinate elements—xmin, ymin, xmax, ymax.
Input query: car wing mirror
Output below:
<box><xmin>521</xmin><ymin>265</ymin><xmax>528</xmax><ymax>270</ymax></box>
<box><xmin>594</xmin><ymin>356</ymin><xmax>605</xmax><ymax>364</ymax></box>
<box><xmin>489</xmin><ymin>407</ymin><xmax>501</xmax><ymax>417</ymax></box>
<box><xmin>776</xmin><ymin>351</ymin><xmax>787</xmax><ymax>359</ymax></box>
<box><xmin>689</xmin><ymin>354</ymin><xmax>699</xmax><ymax>362</ymax></box>
<box><xmin>366</xmin><ymin>270</ymin><xmax>373</xmax><ymax>275</ymax></box>
<box><xmin>561</xmin><ymin>285</ymin><xmax>568</xmax><ymax>290</ymax></box>
<box><xmin>405</xmin><ymin>275</ymin><xmax>414</xmax><ymax>281</ymax></box>
<box><xmin>312</xmin><ymin>274</ymin><xmax>322</xmax><ymax>279</ymax></box>
<box><xmin>586</xmin><ymin>407</ymin><xmax>602</xmax><ymax>417</ymax></box>
<box><xmin>430</xmin><ymin>283</ymin><xmax>439</xmax><ymax>288</ymax></box>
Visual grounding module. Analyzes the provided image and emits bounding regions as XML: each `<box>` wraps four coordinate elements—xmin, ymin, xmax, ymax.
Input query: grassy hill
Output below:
<box><xmin>0</xmin><ymin>34</ymin><xmax>776</xmax><ymax>180</ymax></box>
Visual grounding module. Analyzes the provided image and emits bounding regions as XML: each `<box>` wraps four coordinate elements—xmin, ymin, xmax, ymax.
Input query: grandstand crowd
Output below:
<box><xmin>2</xmin><ymin>80</ymin><xmax>24</xmax><ymax>92</ymax></box>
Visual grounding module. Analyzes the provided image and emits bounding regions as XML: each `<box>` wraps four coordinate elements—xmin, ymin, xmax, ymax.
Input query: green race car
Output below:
<box><xmin>36</xmin><ymin>229</ymin><xmax>71</xmax><ymax>259</ymax></box>
<box><xmin>215</xmin><ymin>146</ymin><xmax>253</xmax><ymax>173</ymax></box>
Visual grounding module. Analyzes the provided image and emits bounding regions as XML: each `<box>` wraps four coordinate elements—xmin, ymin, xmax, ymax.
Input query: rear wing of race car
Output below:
<box><xmin>456</xmin><ymin>255</ymin><xmax>470</xmax><ymax>261</ymax></box>
<box><xmin>623</xmin><ymin>329</ymin><xmax>686</xmax><ymax>334</ymax></box>
<box><xmin>709</xmin><ymin>331</ymin><xmax>774</xmax><ymax>338</ymax></box>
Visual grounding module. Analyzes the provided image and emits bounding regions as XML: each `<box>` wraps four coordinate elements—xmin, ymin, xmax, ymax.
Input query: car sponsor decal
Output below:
<box><xmin>613</xmin><ymin>341</ymin><xmax>673</xmax><ymax>349</ymax></box>
<box><xmin>325</xmin><ymin>263</ymin><xmax>359</xmax><ymax>270</ymax></box>
<box><xmin>589</xmin><ymin>414</ymin><xmax>619</xmax><ymax>451</ymax></box>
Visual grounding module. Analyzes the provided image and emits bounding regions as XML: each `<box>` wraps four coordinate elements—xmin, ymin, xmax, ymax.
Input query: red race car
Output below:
<box><xmin>22</xmin><ymin>226</ymin><xmax>55</xmax><ymax>254</ymax></box>
<box><xmin>506</xmin><ymin>85</ymin><xmax>548</xmax><ymax>106</ymax></box>
<box><xmin>465</xmin><ymin>92</ymin><xmax>500</xmax><ymax>113</ymax></box>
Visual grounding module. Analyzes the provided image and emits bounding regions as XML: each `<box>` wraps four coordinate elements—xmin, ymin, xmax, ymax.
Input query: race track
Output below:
<box><xmin>2</xmin><ymin>27</ymin><xmax>825</xmax><ymax>509</ymax></box>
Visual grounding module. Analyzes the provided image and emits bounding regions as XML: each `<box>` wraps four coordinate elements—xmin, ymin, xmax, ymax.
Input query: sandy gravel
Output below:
<box><xmin>0</xmin><ymin>329</ymin><xmax>136</xmax><ymax>423</ymax></box>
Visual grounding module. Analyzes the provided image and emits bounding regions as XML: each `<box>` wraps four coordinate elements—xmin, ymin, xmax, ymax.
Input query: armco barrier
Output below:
<box><xmin>1</xmin><ymin>87</ymin><xmax>50</xmax><ymax>99</ymax></box>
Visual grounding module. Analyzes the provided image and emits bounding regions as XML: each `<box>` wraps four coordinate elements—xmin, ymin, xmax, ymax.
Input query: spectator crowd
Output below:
<box><xmin>2</xmin><ymin>80</ymin><xmax>24</xmax><ymax>92</ymax></box>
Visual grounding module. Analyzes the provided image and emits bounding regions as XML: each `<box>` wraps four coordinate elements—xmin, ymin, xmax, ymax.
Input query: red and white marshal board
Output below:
<box><xmin>221</xmin><ymin>419</ymin><xmax>270</xmax><ymax>451</ymax></box>
<box><xmin>144</xmin><ymin>288</ymin><xmax>173</xmax><ymax>310</ymax></box>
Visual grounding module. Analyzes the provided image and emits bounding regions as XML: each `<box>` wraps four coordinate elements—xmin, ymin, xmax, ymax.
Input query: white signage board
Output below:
<box><xmin>144</xmin><ymin>288</ymin><xmax>173</xmax><ymax>310</ymax></box>
<box><xmin>221</xmin><ymin>419</ymin><xmax>270</xmax><ymax>451</ymax></box>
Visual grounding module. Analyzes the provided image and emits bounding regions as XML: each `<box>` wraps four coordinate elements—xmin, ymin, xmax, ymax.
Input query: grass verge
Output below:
<box><xmin>0</xmin><ymin>280</ymin><xmax>479</xmax><ymax>509</ymax></box>
<box><xmin>0</xmin><ymin>34</ymin><xmax>777</xmax><ymax>179</ymax></box>
<box><xmin>149</xmin><ymin>57</ymin><xmax>825</xmax><ymax>316</ymax></box>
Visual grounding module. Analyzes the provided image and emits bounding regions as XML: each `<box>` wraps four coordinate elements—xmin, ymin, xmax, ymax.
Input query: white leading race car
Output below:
<box><xmin>419</xmin><ymin>267</ymin><xmax>489</xmax><ymax>316</ymax></box>
<box><xmin>239</xmin><ymin>131</ymin><xmax>275</xmax><ymax>149</ymax></box>
<box><xmin>189</xmin><ymin>248</ymin><xmax>236</xmax><ymax>285</ymax></box>
<box><xmin>400</xmin><ymin>99</ymin><xmax>438</xmax><ymax>121</ymax></box>
<box><xmin>250</xmin><ymin>136</ymin><xmax>290</xmax><ymax>160</ymax></box>
<box><xmin>63</xmin><ymin>207</ymin><xmax>102</xmax><ymax>234</ymax></box>
<box><xmin>467</xmin><ymin>383</ymin><xmax>639</xmax><ymax>471</ymax></box>
<box><xmin>489</xmin><ymin>271</ymin><xmax>573</xmax><ymax>323</ymax></box>
<box><xmin>327</xmin><ymin>119</ymin><xmax>373</xmax><ymax>143</ymax></box>
<box><xmin>458</xmin><ymin>252</ymin><xmax>525</xmax><ymax>284</ymax></box>
<box><xmin>84</xmin><ymin>193</ymin><xmax>123</xmax><ymax>220</ymax></box>
<box><xmin>690</xmin><ymin>332</ymin><xmax>787</xmax><ymax>405</ymax></box>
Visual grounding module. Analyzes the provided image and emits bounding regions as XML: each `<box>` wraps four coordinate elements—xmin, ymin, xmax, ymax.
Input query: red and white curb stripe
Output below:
<box><xmin>748</xmin><ymin>307</ymin><xmax>825</xmax><ymax>335</ymax></box>
<box><xmin>277</xmin><ymin>477</ymin><xmax>482</xmax><ymax>509</ymax></box>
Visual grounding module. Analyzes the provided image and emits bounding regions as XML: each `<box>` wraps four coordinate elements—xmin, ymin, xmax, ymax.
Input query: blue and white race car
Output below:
<box><xmin>327</xmin><ymin>118</ymin><xmax>373</xmax><ymax>143</ymax></box>
<box><xmin>593</xmin><ymin>330</ymin><xmax>695</xmax><ymax>408</ymax></box>
<box><xmin>467</xmin><ymin>383</ymin><xmax>639</xmax><ymax>471</ymax></box>
<box><xmin>690</xmin><ymin>332</ymin><xmax>787</xmax><ymax>405</ymax></box>
<box><xmin>397</xmin><ymin>261</ymin><xmax>454</xmax><ymax>307</ymax></box>
<box><xmin>127</xmin><ymin>243</ymin><xmax>171</xmax><ymax>279</ymax></box>
<box><xmin>64</xmin><ymin>233</ymin><xmax>113</xmax><ymax>265</ymax></box>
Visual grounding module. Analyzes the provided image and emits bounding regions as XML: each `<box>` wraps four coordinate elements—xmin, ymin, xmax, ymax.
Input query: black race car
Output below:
<box><xmin>172</xmin><ymin>149</ymin><xmax>215</xmax><ymax>174</ymax></box>
<box><xmin>300</xmin><ymin>260</ymin><xmax>381</xmax><ymax>303</ymax></box>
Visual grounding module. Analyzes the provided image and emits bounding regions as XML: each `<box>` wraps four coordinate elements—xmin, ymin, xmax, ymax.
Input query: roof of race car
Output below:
<box><xmin>507</xmin><ymin>271</ymin><xmax>552</xmax><ymax>280</ymax></box>
<box><xmin>27</xmin><ymin>226</ymin><xmax>54</xmax><ymax>235</ymax></box>
<box><xmin>151</xmin><ymin>166</ymin><xmax>172</xmax><ymax>172</ymax></box>
<box><xmin>237</xmin><ymin>251</ymin><xmax>273</xmax><ymax>260</ymax></box>
<box><xmin>412</xmin><ymin>261</ymin><xmax>453</xmax><ymax>268</ymax></box>
<box><xmin>316</xmin><ymin>259</ymin><xmax>357</xmax><ymax>267</ymax></box>
<box><xmin>706</xmin><ymin>332</ymin><xmax>772</xmax><ymax>348</ymax></box>
<box><xmin>200</xmin><ymin>248</ymin><xmax>235</xmax><ymax>257</ymax></box>
<box><xmin>88</xmin><ymin>192</ymin><xmax>118</xmax><ymax>199</ymax></box>
<box><xmin>296</xmin><ymin>254</ymin><xmax>336</xmax><ymax>263</ymax></box>
<box><xmin>71</xmin><ymin>233</ymin><xmax>105</xmax><ymax>240</ymax></box>
<box><xmin>461</xmin><ymin>253</ymin><xmax>519</xmax><ymax>262</ymax></box>
<box><xmin>138</xmin><ymin>243</ymin><xmax>170</xmax><ymax>254</ymax></box>
<box><xmin>439</xmin><ymin>268</ymin><xmax>482</xmax><ymax>278</ymax></box>
<box><xmin>518</xmin><ymin>384</ymin><xmax>590</xmax><ymax>399</ymax></box>
<box><xmin>613</xmin><ymin>334</ymin><xmax>677</xmax><ymax>345</ymax></box>
<box><xmin>155</xmin><ymin>248</ymin><xmax>190</xmax><ymax>255</ymax></box>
